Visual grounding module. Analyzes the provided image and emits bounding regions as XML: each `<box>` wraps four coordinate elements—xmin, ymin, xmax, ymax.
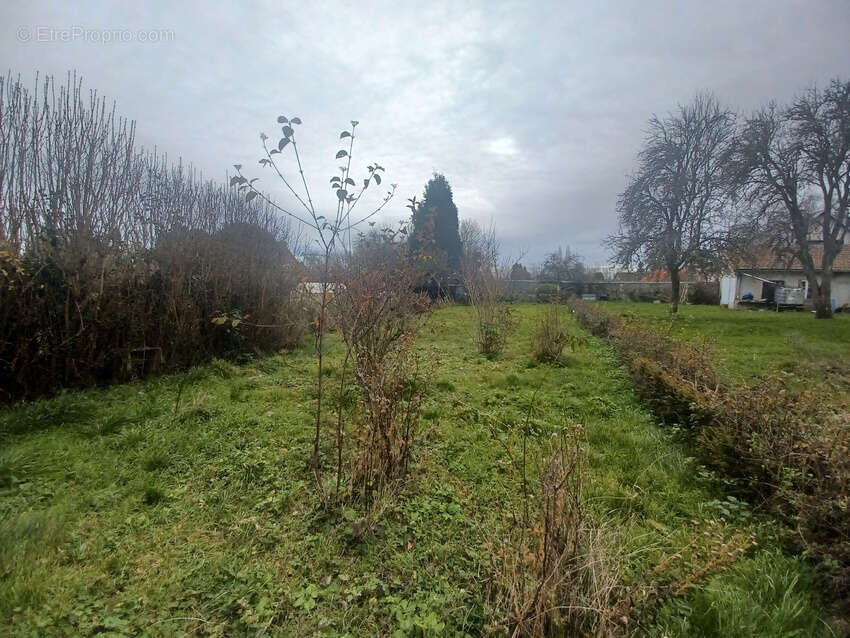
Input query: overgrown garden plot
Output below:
<box><xmin>0</xmin><ymin>305</ymin><xmax>831</xmax><ymax>636</ymax></box>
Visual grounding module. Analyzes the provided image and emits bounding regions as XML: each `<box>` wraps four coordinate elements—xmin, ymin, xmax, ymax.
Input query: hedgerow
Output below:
<box><xmin>567</xmin><ymin>298</ymin><xmax>850</xmax><ymax>605</ymax></box>
<box><xmin>0</xmin><ymin>72</ymin><xmax>305</xmax><ymax>404</ymax></box>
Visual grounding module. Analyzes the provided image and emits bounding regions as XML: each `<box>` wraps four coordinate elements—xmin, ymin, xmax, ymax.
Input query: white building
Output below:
<box><xmin>721</xmin><ymin>244</ymin><xmax>850</xmax><ymax>311</ymax></box>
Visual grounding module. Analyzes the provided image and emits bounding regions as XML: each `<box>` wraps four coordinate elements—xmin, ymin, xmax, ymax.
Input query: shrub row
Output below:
<box><xmin>0</xmin><ymin>226</ymin><xmax>305</xmax><ymax>403</ymax></box>
<box><xmin>568</xmin><ymin>298</ymin><xmax>850</xmax><ymax>604</ymax></box>
<box><xmin>0</xmin><ymin>72</ymin><xmax>305</xmax><ymax>403</ymax></box>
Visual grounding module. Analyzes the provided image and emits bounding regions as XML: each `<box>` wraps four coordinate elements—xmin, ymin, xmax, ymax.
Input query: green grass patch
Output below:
<box><xmin>602</xmin><ymin>301</ymin><xmax>850</xmax><ymax>383</ymax></box>
<box><xmin>0</xmin><ymin>305</ymin><xmax>833</xmax><ymax>636</ymax></box>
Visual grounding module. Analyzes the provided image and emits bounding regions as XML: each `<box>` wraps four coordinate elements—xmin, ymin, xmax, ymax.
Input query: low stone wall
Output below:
<box><xmin>505</xmin><ymin>280</ymin><xmax>720</xmax><ymax>304</ymax></box>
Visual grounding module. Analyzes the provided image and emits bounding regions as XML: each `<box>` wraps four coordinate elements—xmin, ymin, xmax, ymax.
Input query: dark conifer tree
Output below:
<box><xmin>409</xmin><ymin>173</ymin><xmax>462</xmax><ymax>270</ymax></box>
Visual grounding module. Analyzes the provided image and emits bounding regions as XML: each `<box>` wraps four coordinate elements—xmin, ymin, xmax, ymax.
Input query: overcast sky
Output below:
<box><xmin>3</xmin><ymin>1</ymin><xmax>849</xmax><ymax>264</ymax></box>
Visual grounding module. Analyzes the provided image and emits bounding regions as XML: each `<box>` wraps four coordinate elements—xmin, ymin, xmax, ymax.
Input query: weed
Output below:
<box><xmin>0</xmin><ymin>449</ymin><xmax>41</xmax><ymax>489</ymax></box>
<box><xmin>1</xmin><ymin>393</ymin><xmax>97</xmax><ymax>436</ymax></box>
<box><xmin>208</xmin><ymin>360</ymin><xmax>238</xmax><ymax>380</ymax></box>
<box><xmin>230</xmin><ymin>378</ymin><xmax>260</xmax><ymax>403</ymax></box>
<box><xmin>142</xmin><ymin>485</ymin><xmax>166</xmax><ymax>505</ymax></box>
<box><xmin>142</xmin><ymin>452</ymin><xmax>170</xmax><ymax>472</ymax></box>
<box><xmin>97</xmin><ymin>412</ymin><xmax>138</xmax><ymax>436</ymax></box>
<box><xmin>116</xmin><ymin>427</ymin><xmax>145</xmax><ymax>450</ymax></box>
<box><xmin>178</xmin><ymin>394</ymin><xmax>215</xmax><ymax>424</ymax></box>
<box><xmin>435</xmin><ymin>380</ymin><xmax>456</xmax><ymax>393</ymax></box>
<box><xmin>502</xmin><ymin>373</ymin><xmax>522</xmax><ymax>389</ymax></box>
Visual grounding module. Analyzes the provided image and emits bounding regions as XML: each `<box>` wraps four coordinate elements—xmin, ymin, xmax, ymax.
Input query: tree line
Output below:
<box><xmin>609</xmin><ymin>80</ymin><xmax>850</xmax><ymax>317</ymax></box>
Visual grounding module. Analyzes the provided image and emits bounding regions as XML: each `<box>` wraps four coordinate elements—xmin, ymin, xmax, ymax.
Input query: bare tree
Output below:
<box><xmin>607</xmin><ymin>93</ymin><xmax>737</xmax><ymax>312</ymax></box>
<box><xmin>538</xmin><ymin>246</ymin><xmax>585</xmax><ymax>282</ymax></box>
<box><xmin>461</xmin><ymin>220</ymin><xmax>514</xmax><ymax>356</ymax></box>
<box><xmin>734</xmin><ymin>79</ymin><xmax>850</xmax><ymax>318</ymax></box>
<box><xmin>460</xmin><ymin>218</ymin><xmax>487</xmax><ymax>279</ymax></box>
<box><xmin>232</xmin><ymin>117</ymin><xmax>396</xmax><ymax>495</ymax></box>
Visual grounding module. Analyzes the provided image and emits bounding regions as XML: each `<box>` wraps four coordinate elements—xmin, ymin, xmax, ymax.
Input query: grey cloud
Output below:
<box><xmin>2</xmin><ymin>0</ymin><xmax>849</xmax><ymax>264</ymax></box>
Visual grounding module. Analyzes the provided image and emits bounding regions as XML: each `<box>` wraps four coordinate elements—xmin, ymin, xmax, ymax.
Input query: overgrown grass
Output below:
<box><xmin>602</xmin><ymin>301</ymin><xmax>850</xmax><ymax>383</ymax></box>
<box><xmin>0</xmin><ymin>305</ymin><xmax>834</xmax><ymax>636</ymax></box>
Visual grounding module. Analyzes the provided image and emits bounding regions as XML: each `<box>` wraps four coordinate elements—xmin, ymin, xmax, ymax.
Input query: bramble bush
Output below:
<box><xmin>532</xmin><ymin>302</ymin><xmax>581</xmax><ymax>364</ymax></box>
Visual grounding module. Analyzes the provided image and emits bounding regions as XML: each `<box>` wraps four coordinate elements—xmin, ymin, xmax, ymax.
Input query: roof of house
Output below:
<box><xmin>612</xmin><ymin>271</ymin><xmax>640</xmax><ymax>281</ymax></box>
<box><xmin>736</xmin><ymin>243</ymin><xmax>850</xmax><ymax>273</ymax></box>
<box><xmin>641</xmin><ymin>268</ymin><xmax>701</xmax><ymax>282</ymax></box>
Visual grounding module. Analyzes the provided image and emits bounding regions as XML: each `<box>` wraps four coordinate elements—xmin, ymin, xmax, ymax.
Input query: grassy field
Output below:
<box><xmin>0</xmin><ymin>305</ymin><xmax>834</xmax><ymax>636</ymax></box>
<box><xmin>602</xmin><ymin>302</ymin><xmax>850</xmax><ymax>383</ymax></box>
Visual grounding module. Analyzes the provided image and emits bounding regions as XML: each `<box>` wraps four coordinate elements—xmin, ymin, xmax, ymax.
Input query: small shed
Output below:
<box><xmin>723</xmin><ymin>244</ymin><xmax>850</xmax><ymax>311</ymax></box>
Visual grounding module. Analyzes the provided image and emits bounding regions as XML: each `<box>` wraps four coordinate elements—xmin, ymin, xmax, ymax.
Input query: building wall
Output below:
<box><xmin>720</xmin><ymin>277</ymin><xmax>737</xmax><ymax>306</ymax></box>
<box><xmin>832</xmin><ymin>275</ymin><xmax>850</xmax><ymax>309</ymax></box>
<box><xmin>737</xmin><ymin>270</ymin><xmax>808</xmax><ymax>301</ymax></box>
<box><xmin>736</xmin><ymin>270</ymin><xmax>850</xmax><ymax>308</ymax></box>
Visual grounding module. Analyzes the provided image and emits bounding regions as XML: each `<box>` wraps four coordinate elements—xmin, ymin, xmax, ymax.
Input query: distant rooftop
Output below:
<box><xmin>736</xmin><ymin>243</ymin><xmax>850</xmax><ymax>272</ymax></box>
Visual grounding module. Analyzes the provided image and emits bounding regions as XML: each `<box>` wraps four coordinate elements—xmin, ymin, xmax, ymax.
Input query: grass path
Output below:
<box><xmin>0</xmin><ymin>305</ymin><xmax>831</xmax><ymax>636</ymax></box>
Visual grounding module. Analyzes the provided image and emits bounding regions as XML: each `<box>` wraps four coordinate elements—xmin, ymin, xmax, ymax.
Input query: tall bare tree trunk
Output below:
<box><xmin>810</xmin><ymin>269</ymin><xmax>833</xmax><ymax>319</ymax></box>
<box><xmin>669</xmin><ymin>267</ymin><xmax>680</xmax><ymax>314</ymax></box>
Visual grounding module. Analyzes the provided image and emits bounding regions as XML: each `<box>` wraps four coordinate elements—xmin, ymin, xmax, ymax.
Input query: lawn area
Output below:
<box><xmin>602</xmin><ymin>302</ymin><xmax>850</xmax><ymax>383</ymax></box>
<box><xmin>0</xmin><ymin>304</ymin><xmax>833</xmax><ymax>636</ymax></box>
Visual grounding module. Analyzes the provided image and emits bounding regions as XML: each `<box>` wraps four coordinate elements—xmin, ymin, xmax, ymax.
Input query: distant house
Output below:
<box><xmin>292</xmin><ymin>281</ymin><xmax>343</xmax><ymax>304</ymax></box>
<box><xmin>640</xmin><ymin>268</ymin><xmax>703</xmax><ymax>282</ymax></box>
<box><xmin>613</xmin><ymin>271</ymin><xmax>641</xmax><ymax>282</ymax></box>
<box><xmin>721</xmin><ymin>244</ymin><xmax>850</xmax><ymax>310</ymax></box>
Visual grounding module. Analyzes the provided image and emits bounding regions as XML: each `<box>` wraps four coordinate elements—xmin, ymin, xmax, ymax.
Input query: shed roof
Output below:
<box><xmin>736</xmin><ymin>243</ymin><xmax>850</xmax><ymax>272</ymax></box>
